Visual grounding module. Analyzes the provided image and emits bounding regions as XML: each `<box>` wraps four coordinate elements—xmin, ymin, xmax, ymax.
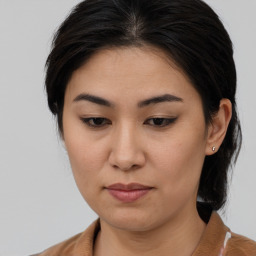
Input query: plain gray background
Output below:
<box><xmin>0</xmin><ymin>0</ymin><xmax>255</xmax><ymax>255</ymax></box>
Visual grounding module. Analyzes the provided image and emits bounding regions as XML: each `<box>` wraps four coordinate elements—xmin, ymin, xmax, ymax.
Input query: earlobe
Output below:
<box><xmin>205</xmin><ymin>99</ymin><xmax>232</xmax><ymax>155</ymax></box>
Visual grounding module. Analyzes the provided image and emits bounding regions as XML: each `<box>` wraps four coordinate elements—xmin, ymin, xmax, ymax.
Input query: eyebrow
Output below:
<box><xmin>138</xmin><ymin>94</ymin><xmax>183</xmax><ymax>107</ymax></box>
<box><xmin>73</xmin><ymin>93</ymin><xmax>183</xmax><ymax>108</ymax></box>
<box><xmin>73</xmin><ymin>94</ymin><xmax>113</xmax><ymax>107</ymax></box>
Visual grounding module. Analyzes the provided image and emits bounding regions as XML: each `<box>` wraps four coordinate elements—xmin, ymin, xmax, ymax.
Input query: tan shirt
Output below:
<box><xmin>33</xmin><ymin>212</ymin><xmax>256</xmax><ymax>256</ymax></box>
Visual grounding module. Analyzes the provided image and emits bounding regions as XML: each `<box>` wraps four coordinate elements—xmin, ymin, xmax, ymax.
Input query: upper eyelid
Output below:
<box><xmin>79</xmin><ymin>118</ymin><xmax>111</xmax><ymax>130</ymax></box>
<box><xmin>144</xmin><ymin>116</ymin><xmax>177</xmax><ymax>121</ymax></box>
<box><xmin>145</xmin><ymin>116</ymin><xmax>176</xmax><ymax>119</ymax></box>
<box><xmin>79</xmin><ymin>116</ymin><xmax>177</xmax><ymax>121</ymax></box>
<box><xmin>81</xmin><ymin>117</ymin><xmax>110</xmax><ymax>121</ymax></box>
<box><xmin>144</xmin><ymin>117</ymin><xmax>177</xmax><ymax>123</ymax></box>
<box><xmin>80</xmin><ymin>116</ymin><xmax>176</xmax><ymax>120</ymax></box>
<box><xmin>82</xmin><ymin>118</ymin><xmax>177</xmax><ymax>130</ymax></box>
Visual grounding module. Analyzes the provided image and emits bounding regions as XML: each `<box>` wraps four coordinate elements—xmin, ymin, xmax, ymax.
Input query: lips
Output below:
<box><xmin>106</xmin><ymin>183</ymin><xmax>153</xmax><ymax>203</ymax></box>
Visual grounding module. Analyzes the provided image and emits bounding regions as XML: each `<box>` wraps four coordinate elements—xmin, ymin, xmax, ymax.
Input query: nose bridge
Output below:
<box><xmin>109</xmin><ymin>121</ymin><xmax>145</xmax><ymax>170</ymax></box>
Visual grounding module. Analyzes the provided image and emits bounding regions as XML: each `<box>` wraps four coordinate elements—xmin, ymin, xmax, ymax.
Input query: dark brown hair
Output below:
<box><xmin>45</xmin><ymin>0</ymin><xmax>242</xmax><ymax>210</ymax></box>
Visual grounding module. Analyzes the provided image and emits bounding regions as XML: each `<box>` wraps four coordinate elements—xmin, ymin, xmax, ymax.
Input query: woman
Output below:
<box><xmin>35</xmin><ymin>0</ymin><xmax>256</xmax><ymax>255</ymax></box>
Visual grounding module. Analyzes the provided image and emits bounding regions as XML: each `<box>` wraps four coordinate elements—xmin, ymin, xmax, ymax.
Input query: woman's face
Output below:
<box><xmin>63</xmin><ymin>46</ymin><xmax>211</xmax><ymax>231</ymax></box>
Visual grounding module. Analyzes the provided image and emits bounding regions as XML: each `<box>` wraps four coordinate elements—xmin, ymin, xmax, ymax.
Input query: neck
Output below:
<box><xmin>94</xmin><ymin>206</ymin><xmax>206</xmax><ymax>256</ymax></box>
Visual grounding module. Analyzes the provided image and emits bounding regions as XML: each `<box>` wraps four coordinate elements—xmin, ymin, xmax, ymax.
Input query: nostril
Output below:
<box><xmin>112</xmin><ymin>163</ymin><xmax>139</xmax><ymax>171</ymax></box>
<box><xmin>123</xmin><ymin>164</ymin><xmax>140</xmax><ymax>171</ymax></box>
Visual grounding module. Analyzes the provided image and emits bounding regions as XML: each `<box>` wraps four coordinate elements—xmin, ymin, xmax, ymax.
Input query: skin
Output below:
<box><xmin>63</xmin><ymin>46</ymin><xmax>232</xmax><ymax>256</ymax></box>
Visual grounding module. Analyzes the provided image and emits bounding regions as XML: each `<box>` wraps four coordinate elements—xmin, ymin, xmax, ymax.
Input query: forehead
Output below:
<box><xmin>65</xmin><ymin>46</ymin><xmax>200</xmax><ymax>104</ymax></box>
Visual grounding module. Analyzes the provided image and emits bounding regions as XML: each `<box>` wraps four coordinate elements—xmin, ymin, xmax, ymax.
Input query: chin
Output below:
<box><xmin>99</xmin><ymin>209</ymin><xmax>165</xmax><ymax>232</ymax></box>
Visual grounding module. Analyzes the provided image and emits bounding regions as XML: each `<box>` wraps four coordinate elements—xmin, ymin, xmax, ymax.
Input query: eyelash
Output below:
<box><xmin>144</xmin><ymin>117</ymin><xmax>177</xmax><ymax>127</ymax></box>
<box><xmin>80</xmin><ymin>117</ymin><xmax>111</xmax><ymax>128</ymax></box>
<box><xmin>80</xmin><ymin>117</ymin><xmax>177</xmax><ymax>128</ymax></box>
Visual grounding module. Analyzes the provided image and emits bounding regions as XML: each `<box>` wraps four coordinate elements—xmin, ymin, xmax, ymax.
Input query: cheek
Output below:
<box><xmin>65</xmin><ymin>137</ymin><xmax>107</xmax><ymax>207</ymax></box>
<box><xmin>66</xmin><ymin>137</ymin><xmax>105</xmax><ymax>175</ymax></box>
<box><xmin>63</xmin><ymin>123</ymin><xmax>108</xmax><ymax>195</ymax></box>
<box><xmin>63</xmin><ymin>113</ymin><xmax>106</xmax><ymax>171</ymax></box>
<box><xmin>150</xmin><ymin>128</ymin><xmax>207</xmax><ymax>197</ymax></box>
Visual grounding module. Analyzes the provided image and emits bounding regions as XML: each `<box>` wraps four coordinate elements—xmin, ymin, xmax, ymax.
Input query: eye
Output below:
<box><xmin>144</xmin><ymin>117</ymin><xmax>177</xmax><ymax>127</ymax></box>
<box><xmin>80</xmin><ymin>117</ymin><xmax>111</xmax><ymax>128</ymax></box>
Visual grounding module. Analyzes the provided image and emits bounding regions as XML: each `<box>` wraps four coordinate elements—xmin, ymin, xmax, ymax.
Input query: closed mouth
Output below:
<box><xmin>105</xmin><ymin>183</ymin><xmax>153</xmax><ymax>203</ymax></box>
<box><xmin>106</xmin><ymin>183</ymin><xmax>153</xmax><ymax>191</ymax></box>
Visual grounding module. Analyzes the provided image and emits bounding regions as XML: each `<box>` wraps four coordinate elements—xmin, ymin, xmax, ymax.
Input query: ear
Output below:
<box><xmin>205</xmin><ymin>99</ymin><xmax>232</xmax><ymax>155</ymax></box>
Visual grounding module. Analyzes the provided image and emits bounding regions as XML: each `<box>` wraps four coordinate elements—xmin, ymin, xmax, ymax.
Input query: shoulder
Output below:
<box><xmin>32</xmin><ymin>232</ymin><xmax>83</xmax><ymax>256</ymax></box>
<box><xmin>225</xmin><ymin>232</ymin><xmax>256</xmax><ymax>256</ymax></box>
<box><xmin>194</xmin><ymin>208</ymin><xmax>256</xmax><ymax>256</ymax></box>
<box><xmin>32</xmin><ymin>219</ymin><xmax>100</xmax><ymax>256</ymax></box>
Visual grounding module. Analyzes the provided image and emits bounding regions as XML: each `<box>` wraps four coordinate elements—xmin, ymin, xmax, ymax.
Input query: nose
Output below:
<box><xmin>108</xmin><ymin>123</ymin><xmax>146</xmax><ymax>171</ymax></box>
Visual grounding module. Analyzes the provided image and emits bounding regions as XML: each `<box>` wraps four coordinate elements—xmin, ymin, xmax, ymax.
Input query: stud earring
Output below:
<box><xmin>212</xmin><ymin>146</ymin><xmax>216</xmax><ymax>152</ymax></box>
